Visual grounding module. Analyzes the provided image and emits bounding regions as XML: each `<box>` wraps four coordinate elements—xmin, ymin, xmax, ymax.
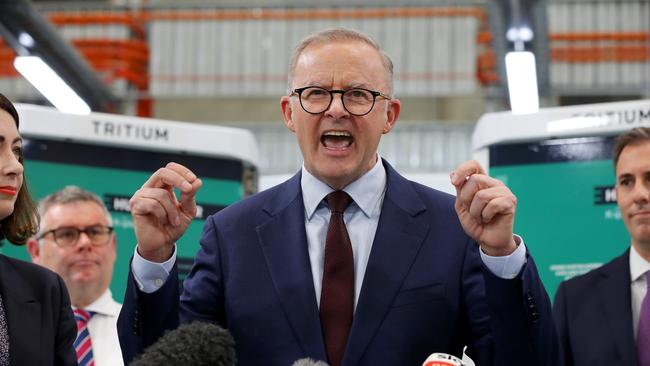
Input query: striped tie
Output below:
<box><xmin>73</xmin><ymin>309</ymin><xmax>95</xmax><ymax>366</ymax></box>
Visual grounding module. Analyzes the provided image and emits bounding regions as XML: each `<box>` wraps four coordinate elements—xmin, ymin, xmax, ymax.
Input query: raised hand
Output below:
<box><xmin>450</xmin><ymin>160</ymin><xmax>518</xmax><ymax>256</ymax></box>
<box><xmin>129</xmin><ymin>162</ymin><xmax>203</xmax><ymax>262</ymax></box>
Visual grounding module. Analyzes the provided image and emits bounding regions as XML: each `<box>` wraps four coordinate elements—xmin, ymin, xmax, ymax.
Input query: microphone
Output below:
<box><xmin>292</xmin><ymin>358</ymin><xmax>330</xmax><ymax>366</ymax></box>
<box><xmin>129</xmin><ymin>321</ymin><xmax>236</xmax><ymax>366</ymax></box>
<box><xmin>422</xmin><ymin>352</ymin><xmax>465</xmax><ymax>366</ymax></box>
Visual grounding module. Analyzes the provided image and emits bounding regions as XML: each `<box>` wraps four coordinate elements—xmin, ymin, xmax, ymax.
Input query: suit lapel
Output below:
<box><xmin>344</xmin><ymin>162</ymin><xmax>429</xmax><ymax>366</ymax></box>
<box><xmin>256</xmin><ymin>173</ymin><xmax>327</xmax><ymax>360</ymax></box>
<box><xmin>0</xmin><ymin>255</ymin><xmax>41</xmax><ymax>365</ymax></box>
<box><xmin>596</xmin><ymin>251</ymin><xmax>636</xmax><ymax>365</ymax></box>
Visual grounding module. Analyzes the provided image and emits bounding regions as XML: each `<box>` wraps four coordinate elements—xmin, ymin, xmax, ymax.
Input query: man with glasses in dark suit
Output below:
<box><xmin>118</xmin><ymin>28</ymin><xmax>559</xmax><ymax>366</ymax></box>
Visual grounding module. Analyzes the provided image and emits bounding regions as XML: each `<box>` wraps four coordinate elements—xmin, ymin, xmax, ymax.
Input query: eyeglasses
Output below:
<box><xmin>291</xmin><ymin>86</ymin><xmax>391</xmax><ymax>116</ymax></box>
<box><xmin>37</xmin><ymin>225</ymin><xmax>114</xmax><ymax>247</ymax></box>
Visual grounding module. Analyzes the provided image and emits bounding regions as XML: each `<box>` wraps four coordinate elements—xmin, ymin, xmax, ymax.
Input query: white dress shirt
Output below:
<box><xmin>73</xmin><ymin>289</ymin><xmax>123</xmax><ymax>366</ymax></box>
<box><xmin>132</xmin><ymin>157</ymin><xmax>527</xmax><ymax>296</ymax></box>
<box><xmin>630</xmin><ymin>245</ymin><xmax>650</xmax><ymax>339</ymax></box>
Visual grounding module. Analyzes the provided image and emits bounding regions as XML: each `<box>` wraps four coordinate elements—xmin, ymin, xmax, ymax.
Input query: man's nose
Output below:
<box><xmin>75</xmin><ymin>231</ymin><xmax>94</xmax><ymax>249</ymax></box>
<box><xmin>325</xmin><ymin>93</ymin><xmax>350</xmax><ymax>119</ymax></box>
<box><xmin>632</xmin><ymin>181</ymin><xmax>650</xmax><ymax>205</ymax></box>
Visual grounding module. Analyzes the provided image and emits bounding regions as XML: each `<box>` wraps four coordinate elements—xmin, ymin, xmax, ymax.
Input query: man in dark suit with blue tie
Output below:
<box><xmin>553</xmin><ymin>127</ymin><xmax>650</xmax><ymax>366</ymax></box>
<box><xmin>118</xmin><ymin>28</ymin><xmax>559</xmax><ymax>366</ymax></box>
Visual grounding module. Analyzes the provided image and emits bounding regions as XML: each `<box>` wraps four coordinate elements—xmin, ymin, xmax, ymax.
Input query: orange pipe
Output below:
<box><xmin>72</xmin><ymin>39</ymin><xmax>148</xmax><ymax>52</ymax></box>
<box><xmin>476</xmin><ymin>30</ymin><xmax>492</xmax><ymax>44</ymax></box>
<box><xmin>552</xmin><ymin>46</ymin><xmax>649</xmax><ymax>63</ymax></box>
<box><xmin>142</xmin><ymin>7</ymin><xmax>487</xmax><ymax>22</ymax></box>
<box><xmin>0</xmin><ymin>66</ymin><xmax>18</xmax><ymax>77</ymax></box>
<box><xmin>550</xmin><ymin>31</ymin><xmax>649</xmax><ymax>42</ymax></box>
<box><xmin>48</xmin><ymin>13</ymin><xmax>146</xmax><ymax>39</ymax></box>
<box><xmin>45</xmin><ymin>7</ymin><xmax>487</xmax><ymax>24</ymax></box>
<box><xmin>78</xmin><ymin>47</ymin><xmax>149</xmax><ymax>65</ymax></box>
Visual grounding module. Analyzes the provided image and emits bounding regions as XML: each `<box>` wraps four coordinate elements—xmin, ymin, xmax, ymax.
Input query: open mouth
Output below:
<box><xmin>321</xmin><ymin>131</ymin><xmax>353</xmax><ymax>150</ymax></box>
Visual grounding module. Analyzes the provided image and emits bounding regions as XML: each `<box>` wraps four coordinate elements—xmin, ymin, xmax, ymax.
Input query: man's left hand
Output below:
<box><xmin>450</xmin><ymin>160</ymin><xmax>518</xmax><ymax>256</ymax></box>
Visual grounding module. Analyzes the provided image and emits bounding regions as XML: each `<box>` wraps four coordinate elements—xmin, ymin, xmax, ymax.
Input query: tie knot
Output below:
<box><xmin>326</xmin><ymin>190</ymin><xmax>353</xmax><ymax>213</ymax></box>
<box><xmin>73</xmin><ymin>309</ymin><xmax>94</xmax><ymax>323</ymax></box>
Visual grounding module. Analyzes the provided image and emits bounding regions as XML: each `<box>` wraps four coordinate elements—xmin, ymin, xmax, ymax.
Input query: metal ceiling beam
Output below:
<box><xmin>0</xmin><ymin>0</ymin><xmax>118</xmax><ymax>112</ymax></box>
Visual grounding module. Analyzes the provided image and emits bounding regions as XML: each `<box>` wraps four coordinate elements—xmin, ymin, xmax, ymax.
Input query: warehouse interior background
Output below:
<box><xmin>0</xmin><ymin>0</ymin><xmax>648</xmax><ymax>184</ymax></box>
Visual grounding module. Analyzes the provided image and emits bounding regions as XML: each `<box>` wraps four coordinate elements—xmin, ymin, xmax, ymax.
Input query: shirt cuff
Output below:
<box><xmin>480</xmin><ymin>235</ymin><xmax>527</xmax><ymax>279</ymax></box>
<box><xmin>131</xmin><ymin>245</ymin><xmax>177</xmax><ymax>293</ymax></box>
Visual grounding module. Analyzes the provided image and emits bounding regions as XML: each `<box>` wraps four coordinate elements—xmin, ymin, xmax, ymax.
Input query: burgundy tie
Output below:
<box><xmin>638</xmin><ymin>271</ymin><xmax>650</xmax><ymax>366</ymax></box>
<box><xmin>320</xmin><ymin>190</ymin><xmax>354</xmax><ymax>366</ymax></box>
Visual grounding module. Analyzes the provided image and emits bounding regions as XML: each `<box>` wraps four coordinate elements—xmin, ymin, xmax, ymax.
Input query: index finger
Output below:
<box><xmin>165</xmin><ymin>162</ymin><xmax>198</xmax><ymax>182</ymax></box>
<box><xmin>450</xmin><ymin>159</ymin><xmax>486</xmax><ymax>187</ymax></box>
<box><xmin>142</xmin><ymin>163</ymin><xmax>196</xmax><ymax>193</ymax></box>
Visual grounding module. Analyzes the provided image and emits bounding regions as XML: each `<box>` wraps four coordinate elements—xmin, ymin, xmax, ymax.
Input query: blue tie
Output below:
<box><xmin>74</xmin><ymin>309</ymin><xmax>95</xmax><ymax>366</ymax></box>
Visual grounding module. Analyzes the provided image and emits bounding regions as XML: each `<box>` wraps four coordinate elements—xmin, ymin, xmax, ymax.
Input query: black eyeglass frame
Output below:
<box><xmin>291</xmin><ymin>86</ymin><xmax>391</xmax><ymax>116</ymax></box>
<box><xmin>36</xmin><ymin>225</ymin><xmax>115</xmax><ymax>247</ymax></box>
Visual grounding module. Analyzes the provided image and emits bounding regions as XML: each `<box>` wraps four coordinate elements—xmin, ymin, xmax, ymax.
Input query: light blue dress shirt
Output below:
<box><xmin>132</xmin><ymin>156</ymin><xmax>527</xmax><ymax>297</ymax></box>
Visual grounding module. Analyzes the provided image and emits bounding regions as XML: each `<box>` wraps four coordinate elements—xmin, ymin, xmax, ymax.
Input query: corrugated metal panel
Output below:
<box><xmin>549</xmin><ymin>0</ymin><xmax>650</xmax><ymax>94</ymax></box>
<box><xmin>147</xmin><ymin>6</ymin><xmax>483</xmax><ymax>98</ymax></box>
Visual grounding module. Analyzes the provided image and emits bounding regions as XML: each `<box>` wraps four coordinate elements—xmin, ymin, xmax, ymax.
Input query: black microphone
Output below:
<box><xmin>292</xmin><ymin>358</ymin><xmax>330</xmax><ymax>366</ymax></box>
<box><xmin>129</xmin><ymin>321</ymin><xmax>236</xmax><ymax>366</ymax></box>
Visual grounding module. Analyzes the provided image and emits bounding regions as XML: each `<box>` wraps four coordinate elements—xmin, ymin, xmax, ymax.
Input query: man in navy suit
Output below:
<box><xmin>118</xmin><ymin>28</ymin><xmax>558</xmax><ymax>366</ymax></box>
<box><xmin>554</xmin><ymin>127</ymin><xmax>650</xmax><ymax>366</ymax></box>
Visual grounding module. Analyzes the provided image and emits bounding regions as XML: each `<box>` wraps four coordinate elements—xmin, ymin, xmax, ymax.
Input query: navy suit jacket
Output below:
<box><xmin>0</xmin><ymin>254</ymin><xmax>77</xmax><ymax>366</ymax></box>
<box><xmin>553</xmin><ymin>250</ymin><xmax>636</xmax><ymax>366</ymax></box>
<box><xmin>119</xmin><ymin>161</ymin><xmax>558</xmax><ymax>365</ymax></box>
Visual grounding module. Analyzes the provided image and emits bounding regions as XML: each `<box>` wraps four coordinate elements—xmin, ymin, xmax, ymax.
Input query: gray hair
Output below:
<box><xmin>36</xmin><ymin>186</ymin><xmax>113</xmax><ymax>237</ymax></box>
<box><xmin>287</xmin><ymin>27</ymin><xmax>394</xmax><ymax>95</ymax></box>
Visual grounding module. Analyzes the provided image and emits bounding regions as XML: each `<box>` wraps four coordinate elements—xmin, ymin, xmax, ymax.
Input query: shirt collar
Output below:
<box><xmin>629</xmin><ymin>245</ymin><xmax>650</xmax><ymax>282</ymax></box>
<box><xmin>301</xmin><ymin>155</ymin><xmax>387</xmax><ymax>219</ymax></box>
<box><xmin>73</xmin><ymin>289</ymin><xmax>120</xmax><ymax>317</ymax></box>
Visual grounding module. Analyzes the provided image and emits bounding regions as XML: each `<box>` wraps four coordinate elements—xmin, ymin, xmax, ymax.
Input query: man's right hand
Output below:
<box><xmin>130</xmin><ymin>162</ymin><xmax>203</xmax><ymax>262</ymax></box>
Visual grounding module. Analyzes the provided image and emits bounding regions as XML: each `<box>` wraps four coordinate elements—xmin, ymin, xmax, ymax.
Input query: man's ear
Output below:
<box><xmin>26</xmin><ymin>238</ymin><xmax>41</xmax><ymax>263</ymax></box>
<box><xmin>383</xmin><ymin>98</ymin><xmax>401</xmax><ymax>134</ymax></box>
<box><xmin>281</xmin><ymin>96</ymin><xmax>296</xmax><ymax>132</ymax></box>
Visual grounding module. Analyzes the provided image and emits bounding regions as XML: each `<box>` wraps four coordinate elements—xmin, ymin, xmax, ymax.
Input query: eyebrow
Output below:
<box><xmin>0</xmin><ymin>135</ymin><xmax>22</xmax><ymax>144</ymax></box>
<box><xmin>301</xmin><ymin>81</ymin><xmax>373</xmax><ymax>89</ymax></box>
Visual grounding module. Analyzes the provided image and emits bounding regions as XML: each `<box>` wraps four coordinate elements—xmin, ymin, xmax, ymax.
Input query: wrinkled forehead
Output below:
<box><xmin>293</xmin><ymin>40</ymin><xmax>390</xmax><ymax>89</ymax></box>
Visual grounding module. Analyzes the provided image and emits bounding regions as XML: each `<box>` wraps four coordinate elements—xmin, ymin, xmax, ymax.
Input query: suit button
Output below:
<box><xmin>526</xmin><ymin>291</ymin><xmax>534</xmax><ymax>302</ymax></box>
<box><xmin>531</xmin><ymin>312</ymin><xmax>539</xmax><ymax>322</ymax></box>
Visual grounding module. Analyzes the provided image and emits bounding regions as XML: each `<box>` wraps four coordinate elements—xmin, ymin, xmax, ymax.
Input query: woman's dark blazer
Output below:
<box><xmin>0</xmin><ymin>254</ymin><xmax>76</xmax><ymax>365</ymax></box>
